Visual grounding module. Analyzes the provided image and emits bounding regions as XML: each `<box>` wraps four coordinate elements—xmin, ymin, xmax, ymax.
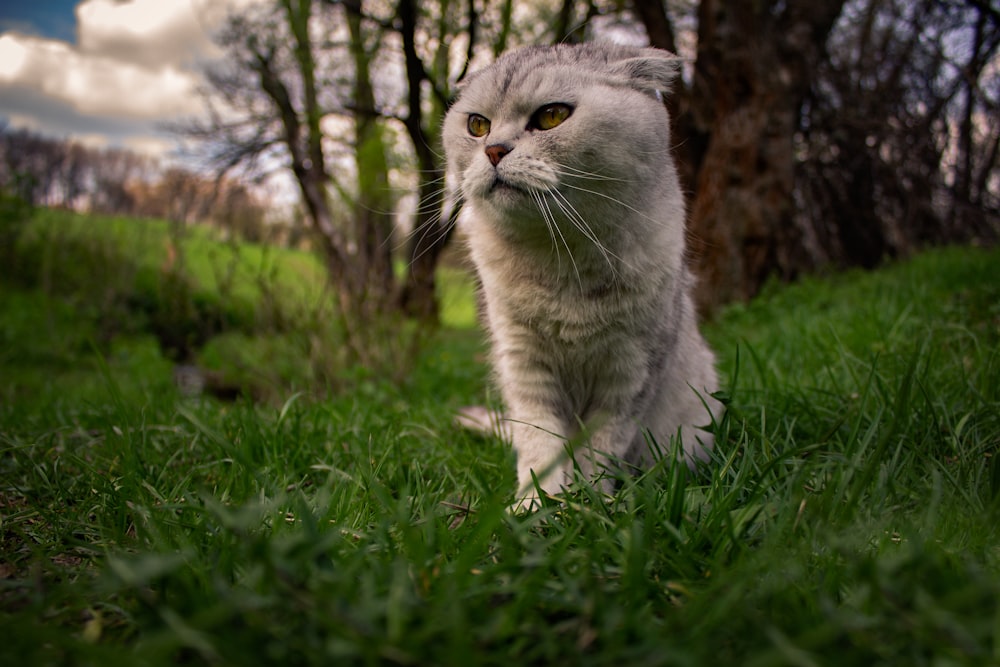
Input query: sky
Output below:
<box><xmin>0</xmin><ymin>0</ymin><xmax>245</xmax><ymax>157</ymax></box>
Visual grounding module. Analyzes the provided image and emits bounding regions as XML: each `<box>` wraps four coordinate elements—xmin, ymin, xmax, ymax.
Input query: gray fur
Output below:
<box><xmin>444</xmin><ymin>43</ymin><xmax>722</xmax><ymax>504</ymax></box>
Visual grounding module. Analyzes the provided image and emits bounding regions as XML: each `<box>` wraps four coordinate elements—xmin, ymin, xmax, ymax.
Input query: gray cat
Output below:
<box><xmin>443</xmin><ymin>43</ymin><xmax>721</xmax><ymax>506</ymax></box>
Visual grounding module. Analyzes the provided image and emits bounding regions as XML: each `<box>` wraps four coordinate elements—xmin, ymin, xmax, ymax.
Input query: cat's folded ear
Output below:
<box><xmin>616</xmin><ymin>49</ymin><xmax>684</xmax><ymax>98</ymax></box>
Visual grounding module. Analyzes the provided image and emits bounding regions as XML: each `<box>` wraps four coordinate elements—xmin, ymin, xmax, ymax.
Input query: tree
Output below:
<box><xmin>631</xmin><ymin>0</ymin><xmax>998</xmax><ymax>312</ymax></box>
<box><xmin>392</xmin><ymin>0</ymin><xmax>465</xmax><ymax>322</ymax></box>
<box><xmin>793</xmin><ymin>0</ymin><xmax>999</xmax><ymax>268</ymax></box>
<box><xmin>343</xmin><ymin>0</ymin><xmax>395</xmax><ymax>311</ymax></box>
<box><xmin>0</xmin><ymin>128</ymin><xmax>70</xmax><ymax>206</ymax></box>
<box><xmin>632</xmin><ymin>0</ymin><xmax>845</xmax><ymax>311</ymax></box>
<box><xmin>191</xmin><ymin>0</ymin><xmax>480</xmax><ymax>370</ymax></box>
<box><xmin>193</xmin><ymin>0</ymin><xmax>533</xmax><ymax>327</ymax></box>
<box><xmin>0</xmin><ymin>128</ymin><xmax>154</xmax><ymax>214</ymax></box>
<box><xmin>192</xmin><ymin>1</ymin><xmax>401</xmax><ymax>363</ymax></box>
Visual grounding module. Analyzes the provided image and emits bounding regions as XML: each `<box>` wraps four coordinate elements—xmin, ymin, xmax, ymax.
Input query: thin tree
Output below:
<box><xmin>190</xmin><ymin>0</ymin><xmax>409</xmax><ymax>364</ymax></box>
<box><xmin>393</xmin><ymin>0</ymin><xmax>462</xmax><ymax>322</ymax></box>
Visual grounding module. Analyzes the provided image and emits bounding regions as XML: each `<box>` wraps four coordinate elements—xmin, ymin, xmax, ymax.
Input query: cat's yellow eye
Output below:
<box><xmin>467</xmin><ymin>114</ymin><xmax>491</xmax><ymax>138</ymax></box>
<box><xmin>532</xmin><ymin>104</ymin><xmax>573</xmax><ymax>131</ymax></box>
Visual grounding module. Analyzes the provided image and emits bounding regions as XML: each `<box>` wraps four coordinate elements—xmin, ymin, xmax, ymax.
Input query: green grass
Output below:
<box><xmin>14</xmin><ymin>207</ymin><xmax>328</xmax><ymax>307</ymax></box>
<box><xmin>0</xmin><ymin>206</ymin><xmax>479</xmax><ymax>401</ymax></box>
<box><xmin>2</xmin><ymin>212</ymin><xmax>999</xmax><ymax>666</ymax></box>
<box><xmin>10</xmin><ymin>207</ymin><xmax>480</xmax><ymax>331</ymax></box>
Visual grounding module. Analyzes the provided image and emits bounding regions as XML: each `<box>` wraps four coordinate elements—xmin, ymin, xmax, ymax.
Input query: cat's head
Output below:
<box><xmin>443</xmin><ymin>43</ymin><xmax>681</xmax><ymax>242</ymax></box>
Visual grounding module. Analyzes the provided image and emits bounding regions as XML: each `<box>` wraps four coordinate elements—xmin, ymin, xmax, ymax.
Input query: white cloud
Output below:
<box><xmin>0</xmin><ymin>32</ymin><xmax>201</xmax><ymax>119</ymax></box>
<box><xmin>122</xmin><ymin>134</ymin><xmax>178</xmax><ymax>157</ymax></box>
<box><xmin>76</xmin><ymin>0</ymin><xmax>217</xmax><ymax>68</ymax></box>
<box><xmin>0</xmin><ymin>0</ymin><xmax>264</xmax><ymax>154</ymax></box>
<box><xmin>0</xmin><ymin>33</ymin><xmax>29</xmax><ymax>72</ymax></box>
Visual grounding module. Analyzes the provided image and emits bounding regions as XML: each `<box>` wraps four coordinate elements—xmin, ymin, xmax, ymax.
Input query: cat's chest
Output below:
<box><xmin>502</xmin><ymin>284</ymin><xmax>644</xmax><ymax>348</ymax></box>
<box><xmin>477</xmin><ymin>238</ymin><xmax>663</xmax><ymax>345</ymax></box>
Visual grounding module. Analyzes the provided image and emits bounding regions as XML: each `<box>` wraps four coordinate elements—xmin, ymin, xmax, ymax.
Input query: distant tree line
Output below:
<box><xmin>190</xmin><ymin>0</ymin><xmax>998</xmax><ymax>326</ymax></box>
<box><xmin>0</xmin><ymin>127</ymin><xmax>277</xmax><ymax>244</ymax></box>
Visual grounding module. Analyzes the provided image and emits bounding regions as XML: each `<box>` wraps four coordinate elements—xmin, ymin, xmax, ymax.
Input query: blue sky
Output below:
<box><xmin>0</xmin><ymin>0</ymin><xmax>235</xmax><ymax>156</ymax></box>
<box><xmin>0</xmin><ymin>0</ymin><xmax>79</xmax><ymax>43</ymax></box>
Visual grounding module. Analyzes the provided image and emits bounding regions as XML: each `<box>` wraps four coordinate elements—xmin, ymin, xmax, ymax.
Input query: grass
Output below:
<box><xmin>10</xmin><ymin>206</ymin><xmax>480</xmax><ymax>331</ymax></box>
<box><xmin>1</xmin><ymin>206</ymin><xmax>999</xmax><ymax>665</ymax></box>
<box><xmin>14</xmin><ymin>207</ymin><xmax>327</xmax><ymax>306</ymax></box>
<box><xmin>0</xmin><ymin>205</ymin><xmax>479</xmax><ymax>401</ymax></box>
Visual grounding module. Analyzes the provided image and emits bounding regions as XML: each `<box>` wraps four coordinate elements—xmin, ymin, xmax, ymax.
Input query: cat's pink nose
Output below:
<box><xmin>485</xmin><ymin>144</ymin><xmax>510</xmax><ymax>166</ymax></box>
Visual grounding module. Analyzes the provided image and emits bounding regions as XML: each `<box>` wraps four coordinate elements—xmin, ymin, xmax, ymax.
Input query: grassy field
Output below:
<box><xmin>1</xmin><ymin>206</ymin><xmax>999</xmax><ymax>666</ymax></box>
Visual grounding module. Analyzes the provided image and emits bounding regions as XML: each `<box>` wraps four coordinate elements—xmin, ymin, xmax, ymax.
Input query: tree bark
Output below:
<box><xmin>630</xmin><ymin>0</ymin><xmax>676</xmax><ymax>52</ymax></box>
<box><xmin>346</xmin><ymin>0</ymin><xmax>396</xmax><ymax>318</ymax></box>
<box><xmin>266</xmin><ymin>0</ymin><xmax>356</xmax><ymax>311</ymax></box>
<box><xmin>395</xmin><ymin>0</ymin><xmax>456</xmax><ymax>323</ymax></box>
<box><xmin>629</xmin><ymin>0</ymin><xmax>699</xmax><ymax>194</ymax></box>
<box><xmin>682</xmin><ymin>0</ymin><xmax>845</xmax><ymax>313</ymax></box>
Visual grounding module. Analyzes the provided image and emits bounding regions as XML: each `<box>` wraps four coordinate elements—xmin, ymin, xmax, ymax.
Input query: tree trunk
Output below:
<box><xmin>271</xmin><ymin>0</ymin><xmax>352</xmax><ymax>300</ymax></box>
<box><xmin>395</xmin><ymin>0</ymin><xmax>455</xmax><ymax>323</ymax></box>
<box><xmin>682</xmin><ymin>0</ymin><xmax>845</xmax><ymax>313</ymax></box>
<box><xmin>629</xmin><ymin>0</ymin><xmax>700</xmax><ymax>193</ymax></box>
<box><xmin>630</xmin><ymin>0</ymin><xmax>676</xmax><ymax>52</ymax></box>
<box><xmin>346</xmin><ymin>0</ymin><xmax>396</xmax><ymax>319</ymax></box>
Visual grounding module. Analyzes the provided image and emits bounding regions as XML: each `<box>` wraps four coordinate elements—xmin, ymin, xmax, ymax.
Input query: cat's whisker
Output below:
<box><xmin>552</xmin><ymin>163</ymin><xmax>625</xmax><ymax>183</ymax></box>
<box><xmin>402</xmin><ymin>214</ymin><xmax>457</xmax><ymax>268</ymax></box>
<box><xmin>538</xmin><ymin>190</ymin><xmax>585</xmax><ymax>290</ymax></box>
<box><xmin>386</xmin><ymin>189</ymin><xmax>445</xmax><ymax>253</ymax></box>
<box><xmin>390</xmin><ymin>186</ymin><xmax>460</xmax><ymax>262</ymax></box>
<box><xmin>548</xmin><ymin>189</ymin><xmax>617</xmax><ymax>255</ymax></box>
<box><xmin>555</xmin><ymin>174</ymin><xmax>651</xmax><ymax>281</ymax></box>
<box><xmin>352</xmin><ymin>175</ymin><xmax>451</xmax><ymax>219</ymax></box>
<box><xmin>390</xmin><ymin>172</ymin><xmax>449</xmax><ymax>188</ymax></box>
<box><xmin>407</xmin><ymin>184</ymin><xmax>451</xmax><ymax>216</ymax></box>
<box><xmin>534</xmin><ymin>189</ymin><xmax>583</xmax><ymax>290</ymax></box>
<box><xmin>529</xmin><ymin>191</ymin><xmax>560</xmax><ymax>272</ymax></box>
<box><xmin>389</xmin><ymin>209</ymin><xmax>443</xmax><ymax>256</ymax></box>
<box><xmin>560</xmin><ymin>181</ymin><xmax>662</xmax><ymax>227</ymax></box>
<box><xmin>347</xmin><ymin>179</ymin><xmax>454</xmax><ymax>257</ymax></box>
<box><xmin>548</xmin><ymin>189</ymin><xmax>625</xmax><ymax>285</ymax></box>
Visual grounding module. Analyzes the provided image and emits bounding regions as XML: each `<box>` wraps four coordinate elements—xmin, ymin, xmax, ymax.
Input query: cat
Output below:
<box><xmin>443</xmin><ymin>43</ymin><xmax>722</xmax><ymax>507</ymax></box>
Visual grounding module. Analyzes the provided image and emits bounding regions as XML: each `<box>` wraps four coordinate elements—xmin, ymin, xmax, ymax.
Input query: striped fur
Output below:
<box><xmin>444</xmin><ymin>43</ymin><xmax>722</xmax><ymax>505</ymax></box>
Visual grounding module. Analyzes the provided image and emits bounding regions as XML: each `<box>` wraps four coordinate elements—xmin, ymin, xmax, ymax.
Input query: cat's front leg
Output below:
<box><xmin>578</xmin><ymin>413</ymin><xmax>642</xmax><ymax>492</ymax></box>
<box><xmin>492</xmin><ymin>334</ymin><xmax>575</xmax><ymax>506</ymax></box>
<box><xmin>507</xmin><ymin>407</ymin><xmax>573</xmax><ymax>506</ymax></box>
<box><xmin>512</xmin><ymin>410</ymin><xmax>640</xmax><ymax>505</ymax></box>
